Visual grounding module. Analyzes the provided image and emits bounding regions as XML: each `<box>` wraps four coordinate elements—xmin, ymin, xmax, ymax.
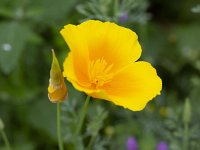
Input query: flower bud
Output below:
<box><xmin>48</xmin><ymin>49</ymin><xmax>67</xmax><ymax>103</ymax></box>
<box><xmin>183</xmin><ymin>98</ymin><xmax>191</xmax><ymax>124</ymax></box>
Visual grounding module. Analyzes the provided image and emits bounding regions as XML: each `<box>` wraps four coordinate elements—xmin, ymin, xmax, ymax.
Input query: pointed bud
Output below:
<box><xmin>48</xmin><ymin>49</ymin><xmax>67</xmax><ymax>103</ymax></box>
<box><xmin>0</xmin><ymin>118</ymin><xmax>4</xmax><ymax>132</ymax></box>
<box><xmin>183</xmin><ymin>98</ymin><xmax>191</xmax><ymax>124</ymax></box>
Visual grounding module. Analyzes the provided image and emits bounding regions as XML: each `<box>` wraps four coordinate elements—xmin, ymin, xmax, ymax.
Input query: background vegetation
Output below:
<box><xmin>0</xmin><ymin>0</ymin><xmax>200</xmax><ymax>149</ymax></box>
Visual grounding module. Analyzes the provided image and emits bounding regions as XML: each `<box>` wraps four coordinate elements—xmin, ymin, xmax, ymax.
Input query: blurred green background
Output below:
<box><xmin>0</xmin><ymin>0</ymin><xmax>200</xmax><ymax>150</ymax></box>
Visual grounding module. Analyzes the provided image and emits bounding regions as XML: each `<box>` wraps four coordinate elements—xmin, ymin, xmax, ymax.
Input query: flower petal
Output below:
<box><xmin>61</xmin><ymin>24</ymin><xmax>90</xmax><ymax>86</ymax></box>
<box><xmin>80</xmin><ymin>20</ymin><xmax>142</xmax><ymax>71</ymax></box>
<box><xmin>101</xmin><ymin>61</ymin><xmax>162</xmax><ymax>111</ymax></box>
<box><xmin>63</xmin><ymin>52</ymin><xmax>97</xmax><ymax>93</ymax></box>
<box><xmin>61</xmin><ymin>20</ymin><xmax>142</xmax><ymax>92</ymax></box>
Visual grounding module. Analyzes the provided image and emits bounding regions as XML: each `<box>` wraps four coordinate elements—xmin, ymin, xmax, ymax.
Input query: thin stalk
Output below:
<box><xmin>75</xmin><ymin>96</ymin><xmax>91</xmax><ymax>136</ymax></box>
<box><xmin>183</xmin><ymin>123</ymin><xmax>189</xmax><ymax>150</ymax></box>
<box><xmin>57</xmin><ymin>103</ymin><xmax>64</xmax><ymax>150</ymax></box>
<box><xmin>113</xmin><ymin>0</ymin><xmax>119</xmax><ymax>22</ymax></box>
<box><xmin>86</xmin><ymin>133</ymin><xmax>97</xmax><ymax>150</ymax></box>
<box><xmin>1</xmin><ymin>130</ymin><xmax>11</xmax><ymax>150</ymax></box>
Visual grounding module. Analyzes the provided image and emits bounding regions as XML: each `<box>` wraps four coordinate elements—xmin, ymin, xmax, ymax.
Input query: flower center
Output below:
<box><xmin>89</xmin><ymin>58</ymin><xmax>113</xmax><ymax>88</ymax></box>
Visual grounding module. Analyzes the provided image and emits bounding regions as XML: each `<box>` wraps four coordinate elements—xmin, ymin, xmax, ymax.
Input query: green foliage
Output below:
<box><xmin>0</xmin><ymin>118</ymin><xmax>4</xmax><ymax>131</ymax></box>
<box><xmin>191</xmin><ymin>5</ymin><xmax>200</xmax><ymax>13</ymax></box>
<box><xmin>77</xmin><ymin>0</ymin><xmax>150</xmax><ymax>24</ymax></box>
<box><xmin>183</xmin><ymin>99</ymin><xmax>191</xmax><ymax>124</ymax></box>
<box><xmin>0</xmin><ymin>0</ymin><xmax>200</xmax><ymax>149</ymax></box>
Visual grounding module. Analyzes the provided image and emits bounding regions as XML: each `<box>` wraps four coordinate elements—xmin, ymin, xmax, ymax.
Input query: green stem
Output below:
<box><xmin>114</xmin><ymin>0</ymin><xmax>119</xmax><ymax>22</ymax></box>
<box><xmin>86</xmin><ymin>134</ymin><xmax>97</xmax><ymax>150</ymax></box>
<box><xmin>75</xmin><ymin>96</ymin><xmax>91</xmax><ymax>136</ymax></box>
<box><xmin>183</xmin><ymin>123</ymin><xmax>189</xmax><ymax>150</ymax></box>
<box><xmin>57</xmin><ymin>103</ymin><xmax>64</xmax><ymax>150</ymax></box>
<box><xmin>1</xmin><ymin>130</ymin><xmax>11</xmax><ymax>150</ymax></box>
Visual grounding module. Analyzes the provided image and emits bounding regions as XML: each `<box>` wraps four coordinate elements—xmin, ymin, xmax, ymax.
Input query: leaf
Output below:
<box><xmin>86</xmin><ymin>106</ymin><xmax>108</xmax><ymax>136</ymax></box>
<box><xmin>0</xmin><ymin>22</ymin><xmax>32</xmax><ymax>74</ymax></box>
<box><xmin>172</xmin><ymin>24</ymin><xmax>200</xmax><ymax>61</ymax></box>
<box><xmin>25</xmin><ymin>98</ymin><xmax>57</xmax><ymax>141</ymax></box>
<box><xmin>27</xmin><ymin>0</ymin><xmax>77</xmax><ymax>25</ymax></box>
<box><xmin>139</xmin><ymin>133</ymin><xmax>156</xmax><ymax>150</ymax></box>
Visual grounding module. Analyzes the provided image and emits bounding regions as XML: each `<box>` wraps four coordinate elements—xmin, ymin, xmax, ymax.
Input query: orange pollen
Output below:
<box><xmin>88</xmin><ymin>58</ymin><xmax>113</xmax><ymax>87</ymax></box>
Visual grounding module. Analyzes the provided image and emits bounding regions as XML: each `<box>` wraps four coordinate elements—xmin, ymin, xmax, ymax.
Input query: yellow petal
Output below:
<box><xmin>61</xmin><ymin>20</ymin><xmax>141</xmax><ymax>74</ymax></box>
<box><xmin>99</xmin><ymin>61</ymin><xmax>162</xmax><ymax>111</ymax></box>
<box><xmin>80</xmin><ymin>20</ymin><xmax>141</xmax><ymax>72</ymax></box>
<box><xmin>63</xmin><ymin>52</ymin><xmax>94</xmax><ymax>94</ymax></box>
<box><xmin>60</xmin><ymin>24</ymin><xmax>90</xmax><ymax>85</ymax></box>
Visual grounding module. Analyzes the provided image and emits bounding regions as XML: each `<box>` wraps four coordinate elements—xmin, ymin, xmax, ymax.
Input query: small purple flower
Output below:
<box><xmin>156</xmin><ymin>141</ymin><xmax>168</xmax><ymax>150</ymax></box>
<box><xmin>119</xmin><ymin>13</ymin><xmax>129</xmax><ymax>23</ymax></box>
<box><xmin>126</xmin><ymin>136</ymin><xmax>138</xmax><ymax>150</ymax></box>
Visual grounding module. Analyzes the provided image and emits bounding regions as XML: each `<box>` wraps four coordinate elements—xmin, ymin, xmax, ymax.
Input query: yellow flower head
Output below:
<box><xmin>60</xmin><ymin>20</ymin><xmax>162</xmax><ymax>111</ymax></box>
<box><xmin>48</xmin><ymin>49</ymin><xmax>67</xmax><ymax>103</ymax></box>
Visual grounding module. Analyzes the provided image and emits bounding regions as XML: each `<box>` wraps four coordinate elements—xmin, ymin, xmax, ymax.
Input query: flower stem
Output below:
<box><xmin>114</xmin><ymin>0</ymin><xmax>119</xmax><ymax>22</ymax></box>
<box><xmin>86</xmin><ymin>134</ymin><xmax>97</xmax><ymax>150</ymax></box>
<box><xmin>1</xmin><ymin>130</ymin><xmax>11</xmax><ymax>150</ymax></box>
<box><xmin>183</xmin><ymin>123</ymin><xmax>189</xmax><ymax>150</ymax></box>
<box><xmin>75</xmin><ymin>96</ymin><xmax>91</xmax><ymax>136</ymax></box>
<box><xmin>57</xmin><ymin>102</ymin><xmax>64</xmax><ymax>150</ymax></box>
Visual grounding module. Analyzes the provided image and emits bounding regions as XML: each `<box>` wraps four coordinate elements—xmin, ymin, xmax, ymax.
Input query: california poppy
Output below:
<box><xmin>60</xmin><ymin>20</ymin><xmax>162</xmax><ymax>111</ymax></box>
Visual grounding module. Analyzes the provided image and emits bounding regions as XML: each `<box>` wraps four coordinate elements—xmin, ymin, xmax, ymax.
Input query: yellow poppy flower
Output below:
<box><xmin>60</xmin><ymin>20</ymin><xmax>162</xmax><ymax>111</ymax></box>
<box><xmin>48</xmin><ymin>49</ymin><xmax>67</xmax><ymax>103</ymax></box>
